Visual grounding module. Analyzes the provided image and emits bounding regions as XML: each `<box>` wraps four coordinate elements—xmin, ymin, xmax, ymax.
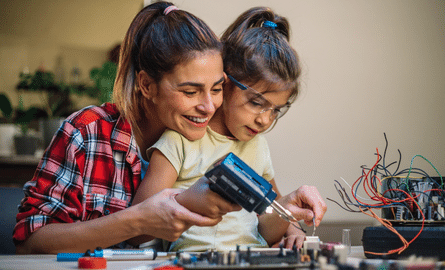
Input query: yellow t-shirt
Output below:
<box><xmin>147</xmin><ymin>126</ymin><xmax>275</xmax><ymax>252</ymax></box>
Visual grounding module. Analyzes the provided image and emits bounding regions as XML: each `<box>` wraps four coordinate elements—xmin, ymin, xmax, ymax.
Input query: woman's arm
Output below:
<box><xmin>16</xmin><ymin>188</ymin><xmax>220</xmax><ymax>254</ymax></box>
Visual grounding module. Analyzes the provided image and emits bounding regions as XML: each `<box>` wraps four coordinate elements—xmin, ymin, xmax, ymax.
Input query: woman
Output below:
<box><xmin>13</xmin><ymin>1</ymin><xmax>238</xmax><ymax>254</ymax></box>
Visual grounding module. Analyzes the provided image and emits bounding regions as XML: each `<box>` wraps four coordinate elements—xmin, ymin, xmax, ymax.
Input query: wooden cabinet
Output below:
<box><xmin>0</xmin><ymin>156</ymin><xmax>40</xmax><ymax>187</ymax></box>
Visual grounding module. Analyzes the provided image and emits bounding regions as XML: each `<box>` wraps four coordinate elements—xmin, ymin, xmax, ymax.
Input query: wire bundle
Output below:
<box><xmin>327</xmin><ymin>133</ymin><xmax>444</xmax><ymax>256</ymax></box>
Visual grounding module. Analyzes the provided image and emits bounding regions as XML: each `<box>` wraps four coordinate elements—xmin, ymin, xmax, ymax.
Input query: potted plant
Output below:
<box><xmin>15</xmin><ymin>56</ymin><xmax>117</xmax><ymax>150</ymax></box>
<box><xmin>0</xmin><ymin>93</ymin><xmax>43</xmax><ymax>156</ymax></box>
<box><xmin>0</xmin><ymin>94</ymin><xmax>17</xmax><ymax>156</ymax></box>
<box><xmin>89</xmin><ymin>61</ymin><xmax>117</xmax><ymax>104</ymax></box>
<box><xmin>16</xmin><ymin>67</ymin><xmax>104</xmax><ymax>149</ymax></box>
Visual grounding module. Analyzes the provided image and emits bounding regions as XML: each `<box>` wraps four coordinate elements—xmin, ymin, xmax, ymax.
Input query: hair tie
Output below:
<box><xmin>263</xmin><ymin>21</ymin><xmax>277</xmax><ymax>29</ymax></box>
<box><xmin>164</xmin><ymin>5</ymin><xmax>179</xmax><ymax>15</ymax></box>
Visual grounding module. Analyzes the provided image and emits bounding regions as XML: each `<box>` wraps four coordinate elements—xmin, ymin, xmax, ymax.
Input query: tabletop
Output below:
<box><xmin>0</xmin><ymin>247</ymin><xmax>366</xmax><ymax>270</ymax></box>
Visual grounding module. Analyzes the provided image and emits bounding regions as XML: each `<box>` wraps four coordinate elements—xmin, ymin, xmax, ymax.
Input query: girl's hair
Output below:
<box><xmin>114</xmin><ymin>1</ymin><xmax>222</xmax><ymax>133</ymax></box>
<box><xmin>221</xmin><ymin>7</ymin><xmax>301</xmax><ymax>105</ymax></box>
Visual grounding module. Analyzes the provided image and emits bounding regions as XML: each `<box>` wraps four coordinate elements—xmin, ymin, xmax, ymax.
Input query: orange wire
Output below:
<box><xmin>363</xmin><ymin>188</ymin><xmax>425</xmax><ymax>256</ymax></box>
<box><xmin>361</xmin><ymin>207</ymin><xmax>409</xmax><ymax>254</ymax></box>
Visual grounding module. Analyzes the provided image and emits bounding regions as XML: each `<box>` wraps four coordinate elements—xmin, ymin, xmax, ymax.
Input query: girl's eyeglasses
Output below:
<box><xmin>227</xmin><ymin>75</ymin><xmax>290</xmax><ymax>120</ymax></box>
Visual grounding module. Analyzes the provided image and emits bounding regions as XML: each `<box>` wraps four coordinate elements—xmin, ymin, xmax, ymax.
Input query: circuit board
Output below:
<box><xmin>172</xmin><ymin>240</ymin><xmax>344</xmax><ymax>270</ymax></box>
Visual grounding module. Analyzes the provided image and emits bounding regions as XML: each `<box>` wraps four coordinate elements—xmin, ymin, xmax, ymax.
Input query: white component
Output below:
<box><xmin>333</xmin><ymin>244</ymin><xmax>347</xmax><ymax>264</ymax></box>
<box><xmin>303</xmin><ymin>236</ymin><xmax>321</xmax><ymax>254</ymax></box>
<box><xmin>438</xmin><ymin>204</ymin><xmax>444</xmax><ymax>219</ymax></box>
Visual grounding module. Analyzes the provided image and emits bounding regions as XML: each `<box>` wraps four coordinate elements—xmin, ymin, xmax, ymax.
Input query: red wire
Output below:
<box><xmin>351</xmin><ymin>148</ymin><xmax>389</xmax><ymax>207</ymax></box>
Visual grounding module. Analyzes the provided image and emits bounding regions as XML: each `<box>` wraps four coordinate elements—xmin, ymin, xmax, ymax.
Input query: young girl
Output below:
<box><xmin>133</xmin><ymin>7</ymin><xmax>325</xmax><ymax>251</ymax></box>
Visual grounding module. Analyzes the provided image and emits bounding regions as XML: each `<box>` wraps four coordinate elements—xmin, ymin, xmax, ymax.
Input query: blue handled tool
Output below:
<box><xmin>57</xmin><ymin>247</ymin><xmax>165</xmax><ymax>261</ymax></box>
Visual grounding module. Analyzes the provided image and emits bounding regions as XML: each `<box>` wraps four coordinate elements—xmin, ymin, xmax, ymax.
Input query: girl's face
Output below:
<box><xmin>153</xmin><ymin>50</ymin><xmax>224</xmax><ymax>141</ymax></box>
<box><xmin>218</xmin><ymin>79</ymin><xmax>292</xmax><ymax>141</ymax></box>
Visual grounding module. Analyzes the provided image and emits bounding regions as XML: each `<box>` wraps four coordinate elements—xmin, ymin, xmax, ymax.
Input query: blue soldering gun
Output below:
<box><xmin>205</xmin><ymin>153</ymin><xmax>306</xmax><ymax>232</ymax></box>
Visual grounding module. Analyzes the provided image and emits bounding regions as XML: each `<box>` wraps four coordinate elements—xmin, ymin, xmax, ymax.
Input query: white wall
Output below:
<box><xmin>1</xmin><ymin>0</ymin><xmax>444</xmax><ymax>222</ymax></box>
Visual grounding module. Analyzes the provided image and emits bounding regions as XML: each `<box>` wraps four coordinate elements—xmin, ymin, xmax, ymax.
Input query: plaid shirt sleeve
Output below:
<box><xmin>13</xmin><ymin>104</ymin><xmax>141</xmax><ymax>245</ymax></box>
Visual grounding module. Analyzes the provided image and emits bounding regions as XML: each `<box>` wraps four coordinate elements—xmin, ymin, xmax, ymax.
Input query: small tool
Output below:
<box><xmin>205</xmin><ymin>152</ymin><xmax>306</xmax><ymax>233</ymax></box>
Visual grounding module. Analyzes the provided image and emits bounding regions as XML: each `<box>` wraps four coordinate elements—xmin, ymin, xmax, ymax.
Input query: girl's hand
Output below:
<box><xmin>271</xmin><ymin>224</ymin><xmax>306</xmax><ymax>249</ymax></box>
<box><xmin>278</xmin><ymin>185</ymin><xmax>327</xmax><ymax>226</ymax></box>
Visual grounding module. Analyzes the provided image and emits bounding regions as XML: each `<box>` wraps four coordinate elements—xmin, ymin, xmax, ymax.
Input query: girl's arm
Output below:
<box><xmin>258</xmin><ymin>179</ymin><xmax>290</xmax><ymax>246</ymax></box>
<box><xmin>270</xmin><ymin>179</ymin><xmax>306</xmax><ymax>249</ymax></box>
<box><xmin>133</xmin><ymin>149</ymin><xmax>178</xmax><ymax>205</ymax></box>
<box><xmin>130</xmin><ymin>149</ymin><xmax>241</xmax><ymax>246</ymax></box>
<box><xmin>258</xmin><ymin>179</ymin><xmax>306</xmax><ymax>249</ymax></box>
<box><xmin>128</xmin><ymin>149</ymin><xmax>179</xmax><ymax>246</ymax></box>
<box><xmin>260</xmin><ymin>184</ymin><xmax>327</xmax><ymax>248</ymax></box>
<box><xmin>133</xmin><ymin>148</ymin><xmax>239</xmax><ymax>217</ymax></box>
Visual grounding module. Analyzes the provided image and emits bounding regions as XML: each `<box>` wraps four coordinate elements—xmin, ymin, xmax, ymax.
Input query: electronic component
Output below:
<box><xmin>380</xmin><ymin>176</ymin><xmax>445</xmax><ymax>224</ymax></box>
<box><xmin>205</xmin><ymin>153</ymin><xmax>305</xmax><ymax>232</ymax></box>
<box><xmin>329</xmin><ymin>133</ymin><xmax>444</xmax><ymax>260</ymax></box>
<box><xmin>174</xmin><ymin>241</ymin><xmax>355</xmax><ymax>270</ymax></box>
<box><xmin>303</xmin><ymin>236</ymin><xmax>321</xmax><ymax>253</ymax></box>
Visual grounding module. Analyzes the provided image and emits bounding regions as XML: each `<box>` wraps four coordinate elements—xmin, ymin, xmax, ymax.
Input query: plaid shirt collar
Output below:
<box><xmin>112</xmin><ymin>115</ymin><xmax>139</xmax><ymax>165</ymax></box>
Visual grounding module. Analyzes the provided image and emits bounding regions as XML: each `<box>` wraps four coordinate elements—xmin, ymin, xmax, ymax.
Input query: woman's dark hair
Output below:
<box><xmin>221</xmin><ymin>7</ymin><xmax>301</xmax><ymax>105</ymax></box>
<box><xmin>114</xmin><ymin>1</ymin><xmax>222</xmax><ymax>131</ymax></box>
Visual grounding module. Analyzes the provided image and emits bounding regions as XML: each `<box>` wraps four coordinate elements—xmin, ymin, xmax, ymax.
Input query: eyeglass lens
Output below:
<box><xmin>228</xmin><ymin>74</ymin><xmax>290</xmax><ymax>120</ymax></box>
<box><xmin>243</xmin><ymin>88</ymin><xmax>289</xmax><ymax>119</ymax></box>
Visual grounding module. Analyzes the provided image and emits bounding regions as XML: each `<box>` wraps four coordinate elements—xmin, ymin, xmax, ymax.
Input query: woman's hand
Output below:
<box><xmin>175</xmin><ymin>176</ymin><xmax>242</xmax><ymax>219</ymax></box>
<box><xmin>134</xmin><ymin>188</ymin><xmax>224</xmax><ymax>242</ymax></box>
<box><xmin>278</xmin><ymin>185</ymin><xmax>327</xmax><ymax>227</ymax></box>
<box><xmin>130</xmin><ymin>177</ymin><xmax>241</xmax><ymax>245</ymax></box>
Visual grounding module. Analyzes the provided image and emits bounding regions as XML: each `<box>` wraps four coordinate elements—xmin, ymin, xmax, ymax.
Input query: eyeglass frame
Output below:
<box><xmin>226</xmin><ymin>74</ymin><xmax>291</xmax><ymax>120</ymax></box>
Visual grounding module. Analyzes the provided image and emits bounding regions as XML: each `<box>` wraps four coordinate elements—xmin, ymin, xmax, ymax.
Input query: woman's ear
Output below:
<box><xmin>137</xmin><ymin>70</ymin><xmax>157</xmax><ymax>100</ymax></box>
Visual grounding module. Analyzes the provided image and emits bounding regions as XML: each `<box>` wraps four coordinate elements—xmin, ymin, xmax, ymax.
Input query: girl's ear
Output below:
<box><xmin>222</xmin><ymin>72</ymin><xmax>234</xmax><ymax>98</ymax></box>
<box><xmin>137</xmin><ymin>70</ymin><xmax>157</xmax><ymax>100</ymax></box>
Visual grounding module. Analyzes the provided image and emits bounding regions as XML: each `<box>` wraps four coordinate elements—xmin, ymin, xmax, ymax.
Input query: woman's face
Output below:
<box><xmin>153</xmin><ymin>50</ymin><xmax>224</xmax><ymax>141</ymax></box>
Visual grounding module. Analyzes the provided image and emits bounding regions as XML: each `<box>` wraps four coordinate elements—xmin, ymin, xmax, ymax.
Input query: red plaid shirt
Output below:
<box><xmin>13</xmin><ymin>103</ymin><xmax>141</xmax><ymax>244</ymax></box>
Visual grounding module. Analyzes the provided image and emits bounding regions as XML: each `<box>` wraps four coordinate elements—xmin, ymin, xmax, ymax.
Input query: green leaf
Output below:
<box><xmin>0</xmin><ymin>93</ymin><xmax>13</xmax><ymax>119</ymax></box>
